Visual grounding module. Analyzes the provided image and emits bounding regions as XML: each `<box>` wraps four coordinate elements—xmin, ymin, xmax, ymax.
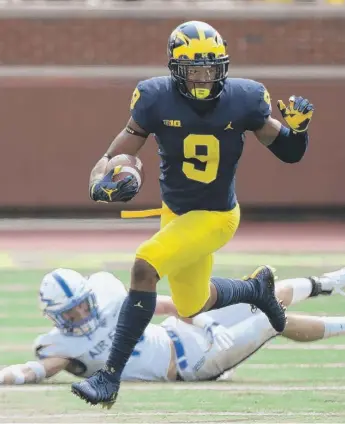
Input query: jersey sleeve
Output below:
<box><xmin>245</xmin><ymin>82</ymin><xmax>272</xmax><ymax>131</ymax></box>
<box><xmin>33</xmin><ymin>331</ymin><xmax>83</xmax><ymax>360</ymax></box>
<box><xmin>129</xmin><ymin>79</ymin><xmax>157</xmax><ymax>134</ymax></box>
<box><xmin>87</xmin><ymin>271</ymin><xmax>127</xmax><ymax>307</ymax></box>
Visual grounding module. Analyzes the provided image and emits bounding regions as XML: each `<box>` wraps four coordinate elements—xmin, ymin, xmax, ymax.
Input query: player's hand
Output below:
<box><xmin>277</xmin><ymin>96</ymin><xmax>314</xmax><ymax>133</ymax></box>
<box><xmin>203</xmin><ymin>323</ymin><xmax>234</xmax><ymax>353</ymax></box>
<box><xmin>89</xmin><ymin>167</ymin><xmax>139</xmax><ymax>203</ymax></box>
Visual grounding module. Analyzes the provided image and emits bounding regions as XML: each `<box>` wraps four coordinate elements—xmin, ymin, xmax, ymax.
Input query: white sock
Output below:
<box><xmin>277</xmin><ymin>278</ymin><xmax>312</xmax><ymax>305</ymax></box>
<box><xmin>318</xmin><ymin>317</ymin><xmax>345</xmax><ymax>339</ymax></box>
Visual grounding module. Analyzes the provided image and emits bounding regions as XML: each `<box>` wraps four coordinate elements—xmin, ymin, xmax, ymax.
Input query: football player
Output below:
<box><xmin>77</xmin><ymin>20</ymin><xmax>314</xmax><ymax>406</ymax></box>
<box><xmin>1</xmin><ymin>267</ymin><xmax>344</xmax><ymax>386</ymax></box>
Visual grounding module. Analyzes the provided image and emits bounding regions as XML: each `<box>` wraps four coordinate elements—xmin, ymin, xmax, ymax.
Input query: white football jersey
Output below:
<box><xmin>33</xmin><ymin>272</ymin><xmax>172</xmax><ymax>381</ymax></box>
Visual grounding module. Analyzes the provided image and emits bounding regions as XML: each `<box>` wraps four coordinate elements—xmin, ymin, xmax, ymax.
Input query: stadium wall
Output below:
<box><xmin>0</xmin><ymin>13</ymin><xmax>343</xmax><ymax>215</ymax></box>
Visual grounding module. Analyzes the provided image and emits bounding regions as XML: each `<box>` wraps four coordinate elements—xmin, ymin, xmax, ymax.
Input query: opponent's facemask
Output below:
<box><xmin>167</xmin><ymin>21</ymin><xmax>229</xmax><ymax>101</ymax></box>
<box><xmin>39</xmin><ymin>268</ymin><xmax>100</xmax><ymax>337</ymax></box>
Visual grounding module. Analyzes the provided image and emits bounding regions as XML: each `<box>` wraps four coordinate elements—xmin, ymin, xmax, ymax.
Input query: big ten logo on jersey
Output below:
<box><xmin>163</xmin><ymin>120</ymin><xmax>182</xmax><ymax>128</ymax></box>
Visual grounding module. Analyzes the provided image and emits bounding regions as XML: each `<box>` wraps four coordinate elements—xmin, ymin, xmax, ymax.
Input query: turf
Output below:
<box><xmin>1</xmin><ymin>253</ymin><xmax>345</xmax><ymax>423</ymax></box>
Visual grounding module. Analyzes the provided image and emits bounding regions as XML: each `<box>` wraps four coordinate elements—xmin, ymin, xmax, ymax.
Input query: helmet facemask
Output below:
<box><xmin>44</xmin><ymin>290</ymin><xmax>100</xmax><ymax>337</ymax></box>
<box><xmin>169</xmin><ymin>54</ymin><xmax>229</xmax><ymax>101</ymax></box>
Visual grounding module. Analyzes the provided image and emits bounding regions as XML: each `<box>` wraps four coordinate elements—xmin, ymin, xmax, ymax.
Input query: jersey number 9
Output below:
<box><xmin>182</xmin><ymin>135</ymin><xmax>220</xmax><ymax>184</ymax></box>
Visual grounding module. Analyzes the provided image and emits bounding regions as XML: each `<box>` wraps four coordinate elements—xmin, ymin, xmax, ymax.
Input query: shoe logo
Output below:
<box><xmin>104</xmin><ymin>365</ymin><xmax>116</xmax><ymax>374</ymax></box>
<box><xmin>224</xmin><ymin>122</ymin><xmax>234</xmax><ymax>131</ymax></box>
<box><xmin>134</xmin><ymin>301</ymin><xmax>143</xmax><ymax>308</ymax></box>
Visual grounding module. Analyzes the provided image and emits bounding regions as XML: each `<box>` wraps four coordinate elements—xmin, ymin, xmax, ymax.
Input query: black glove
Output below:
<box><xmin>89</xmin><ymin>168</ymin><xmax>139</xmax><ymax>203</ymax></box>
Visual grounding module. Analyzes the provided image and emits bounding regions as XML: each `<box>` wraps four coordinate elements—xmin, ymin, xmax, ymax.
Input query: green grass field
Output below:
<box><xmin>1</xmin><ymin>252</ymin><xmax>345</xmax><ymax>423</ymax></box>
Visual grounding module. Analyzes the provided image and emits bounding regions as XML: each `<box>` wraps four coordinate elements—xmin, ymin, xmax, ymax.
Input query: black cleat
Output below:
<box><xmin>71</xmin><ymin>368</ymin><xmax>120</xmax><ymax>409</ymax></box>
<box><xmin>246</xmin><ymin>265</ymin><xmax>287</xmax><ymax>333</ymax></box>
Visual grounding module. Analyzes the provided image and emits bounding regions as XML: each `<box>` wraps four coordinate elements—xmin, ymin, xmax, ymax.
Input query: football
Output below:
<box><xmin>105</xmin><ymin>154</ymin><xmax>144</xmax><ymax>189</ymax></box>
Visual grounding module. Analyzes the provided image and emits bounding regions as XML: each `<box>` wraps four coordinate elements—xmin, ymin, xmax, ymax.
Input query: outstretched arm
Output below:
<box><xmin>0</xmin><ymin>357</ymin><xmax>69</xmax><ymax>384</ymax></box>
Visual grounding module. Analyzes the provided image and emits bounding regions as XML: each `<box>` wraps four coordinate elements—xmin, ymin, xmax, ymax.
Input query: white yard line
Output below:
<box><xmin>2</xmin><ymin>384</ymin><xmax>345</xmax><ymax>392</ymax></box>
<box><xmin>1</xmin><ymin>420</ymin><xmax>264</xmax><ymax>424</ymax></box>
<box><xmin>266</xmin><ymin>344</ymin><xmax>345</xmax><ymax>350</ymax></box>
<box><xmin>1</xmin><ymin>411</ymin><xmax>345</xmax><ymax>418</ymax></box>
<box><xmin>238</xmin><ymin>363</ymin><xmax>345</xmax><ymax>368</ymax></box>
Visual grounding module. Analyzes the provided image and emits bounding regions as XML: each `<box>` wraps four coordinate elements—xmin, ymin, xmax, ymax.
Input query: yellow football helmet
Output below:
<box><xmin>167</xmin><ymin>21</ymin><xmax>229</xmax><ymax>101</ymax></box>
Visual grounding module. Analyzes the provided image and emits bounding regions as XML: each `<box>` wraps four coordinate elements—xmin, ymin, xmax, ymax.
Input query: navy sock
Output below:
<box><xmin>106</xmin><ymin>289</ymin><xmax>156</xmax><ymax>379</ymax></box>
<box><xmin>210</xmin><ymin>276</ymin><xmax>257</xmax><ymax>310</ymax></box>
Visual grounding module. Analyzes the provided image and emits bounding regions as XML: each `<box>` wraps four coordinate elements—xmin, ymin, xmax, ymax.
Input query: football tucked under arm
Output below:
<box><xmin>105</xmin><ymin>154</ymin><xmax>145</xmax><ymax>189</ymax></box>
<box><xmin>0</xmin><ymin>357</ymin><xmax>69</xmax><ymax>384</ymax></box>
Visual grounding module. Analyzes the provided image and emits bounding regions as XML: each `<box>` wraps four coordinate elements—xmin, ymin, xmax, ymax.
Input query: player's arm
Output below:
<box><xmin>155</xmin><ymin>295</ymin><xmax>210</xmax><ymax>324</ymax></box>
<box><xmin>89</xmin><ymin>82</ymin><xmax>154</xmax><ymax>203</ymax></box>
<box><xmin>0</xmin><ymin>357</ymin><xmax>69</xmax><ymax>385</ymax></box>
<box><xmin>155</xmin><ymin>295</ymin><xmax>179</xmax><ymax>317</ymax></box>
<box><xmin>250</xmin><ymin>86</ymin><xmax>314</xmax><ymax>163</ymax></box>
<box><xmin>89</xmin><ymin>117</ymin><xmax>148</xmax><ymax>189</ymax></box>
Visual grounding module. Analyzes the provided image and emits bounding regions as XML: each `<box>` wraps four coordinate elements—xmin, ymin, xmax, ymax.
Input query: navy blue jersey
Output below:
<box><xmin>130</xmin><ymin>76</ymin><xmax>271</xmax><ymax>215</ymax></box>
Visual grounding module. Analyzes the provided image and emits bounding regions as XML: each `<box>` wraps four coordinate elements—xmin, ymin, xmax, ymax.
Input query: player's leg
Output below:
<box><xmin>181</xmin><ymin>274</ymin><xmax>320</xmax><ymax>381</ymax></box>
<box><xmin>184</xmin><ymin>270</ymin><xmax>345</xmax><ymax>380</ymax></box>
<box><xmin>269</xmin><ymin>267</ymin><xmax>345</xmax><ymax>307</ymax></box>
<box><xmin>181</xmin><ymin>310</ymin><xmax>277</xmax><ymax>381</ymax></box>
<box><xmin>134</xmin><ymin>203</ymin><xmax>242</xmax><ymax>319</ymax></box>
<box><xmin>208</xmin><ymin>266</ymin><xmax>286</xmax><ymax>333</ymax></box>
<box><xmin>106</xmin><ymin>201</ymin><xmax>286</xmax><ymax>379</ymax></box>
<box><xmin>204</xmin><ymin>267</ymin><xmax>345</xmax><ymax>331</ymax></box>
<box><xmin>71</xmin><ymin>203</ymin><xmax>282</xmax><ymax>405</ymax></box>
<box><xmin>169</xmin><ymin>256</ymin><xmax>282</xmax><ymax>332</ymax></box>
<box><xmin>191</xmin><ymin>271</ymin><xmax>334</xmax><ymax>335</ymax></box>
<box><xmin>162</xmin><ymin>205</ymin><xmax>285</xmax><ymax>332</ymax></box>
<box><xmin>71</xmin><ymin>204</ymin><xmax>243</xmax><ymax>405</ymax></box>
<box><xmin>103</xmin><ymin>207</ymin><xmax>237</xmax><ymax>381</ymax></box>
<box><xmin>283</xmin><ymin>313</ymin><xmax>345</xmax><ymax>342</ymax></box>
<box><xmin>273</xmin><ymin>276</ymin><xmax>320</xmax><ymax>307</ymax></box>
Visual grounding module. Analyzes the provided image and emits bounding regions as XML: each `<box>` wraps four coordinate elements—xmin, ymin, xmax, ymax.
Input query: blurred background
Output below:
<box><xmin>0</xmin><ymin>1</ymin><xmax>344</xmax><ymax>221</ymax></box>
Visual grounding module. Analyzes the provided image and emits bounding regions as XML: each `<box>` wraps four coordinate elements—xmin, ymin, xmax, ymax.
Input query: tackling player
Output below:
<box><xmin>1</xmin><ymin>267</ymin><xmax>344</xmax><ymax>386</ymax></box>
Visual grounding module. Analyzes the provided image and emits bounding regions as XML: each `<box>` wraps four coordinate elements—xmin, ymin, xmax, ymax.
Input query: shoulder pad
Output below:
<box><xmin>243</xmin><ymin>80</ymin><xmax>272</xmax><ymax>131</ymax></box>
<box><xmin>88</xmin><ymin>271</ymin><xmax>126</xmax><ymax>312</ymax></box>
<box><xmin>238</xmin><ymin>79</ymin><xmax>271</xmax><ymax>106</ymax></box>
<box><xmin>130</xmin><ymin>77</ymin><xmax>170</xmax><ymax>134</ymax></box>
